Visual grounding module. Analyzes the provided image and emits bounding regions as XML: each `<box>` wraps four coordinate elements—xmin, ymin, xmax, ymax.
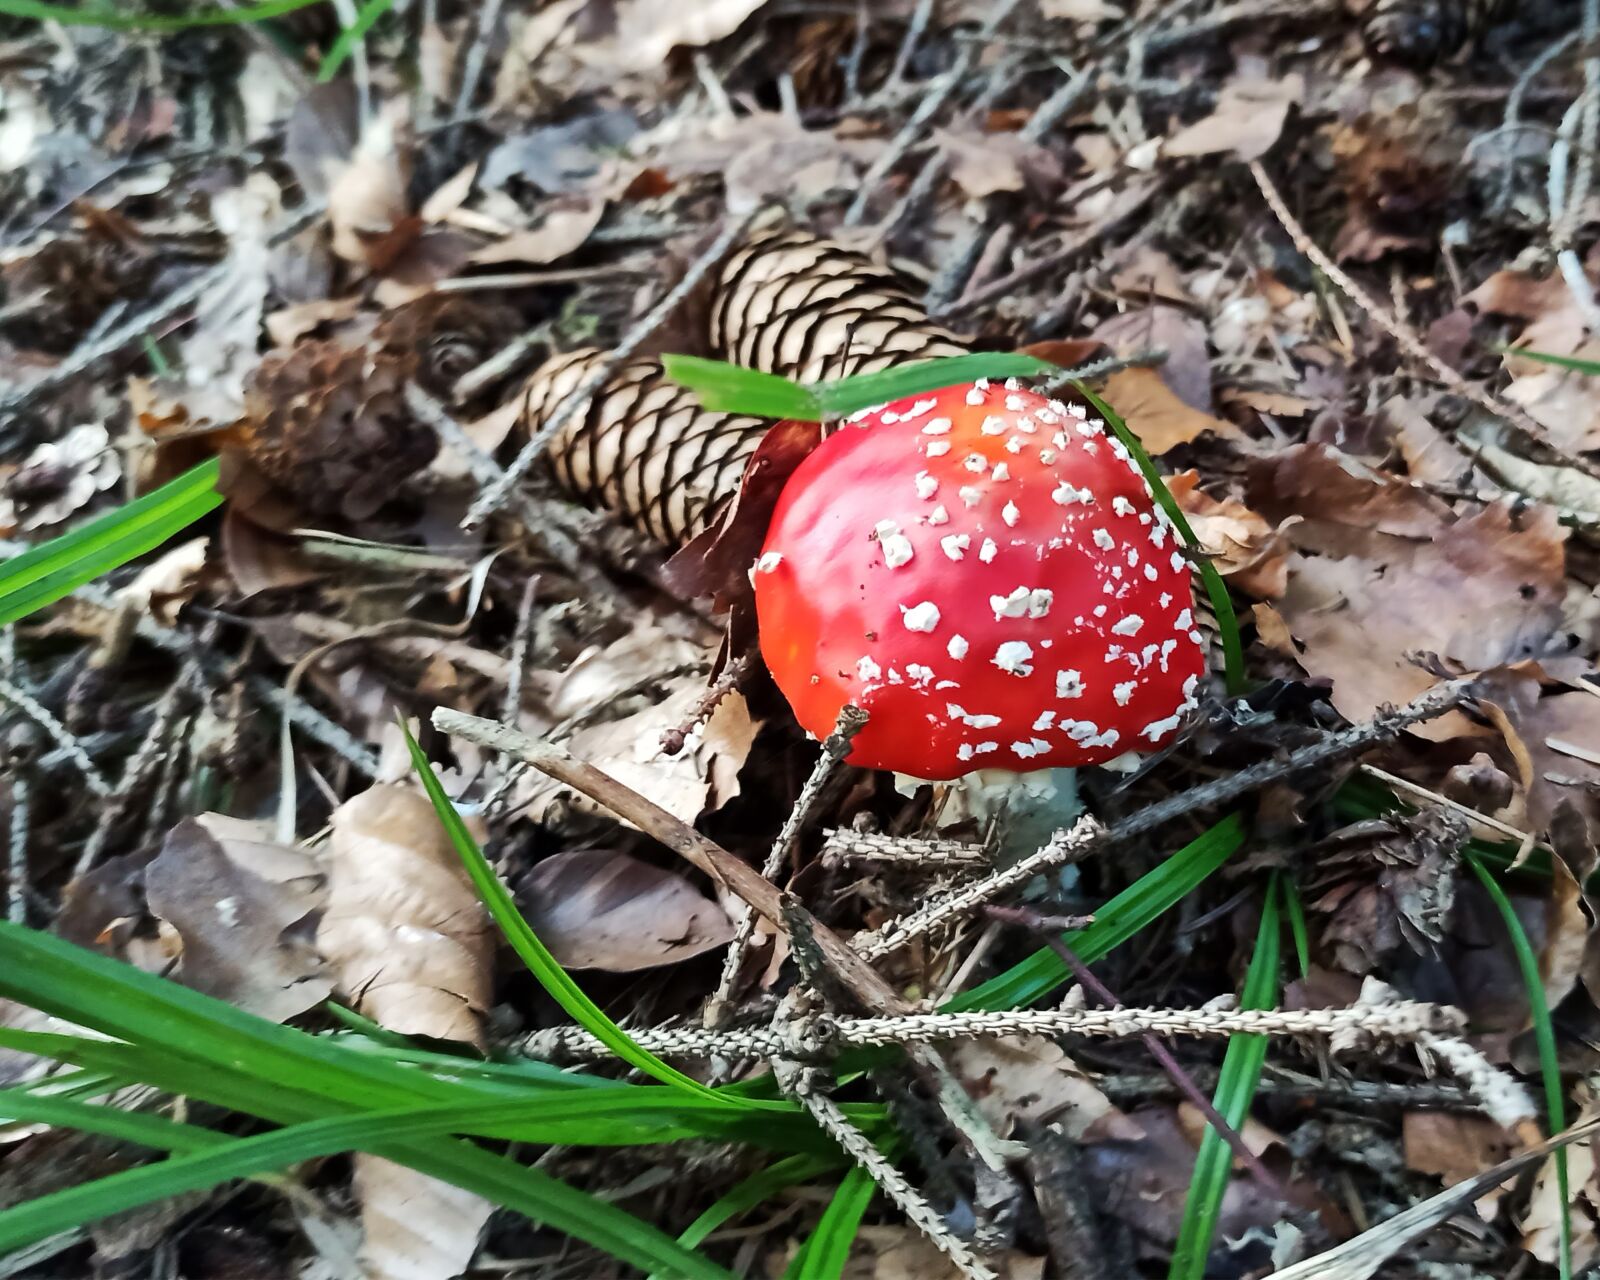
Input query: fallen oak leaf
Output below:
<box><xmin>316</xmin><ymin>784</ymin><xmax>495</xmax><ymax>1280</ymax></box>
<box><xmin>518</xmin><ymin>847</ymin><xmax>734</xmax><ymax>972</ymax></box>
<box><xmin>144</xmin><ymin>815</ymin><xmax>331</xmax><ymax>1023</ymax></box>
<box><xmin>1100</xmin><ymin>366</ymin><xmax>1235</xmax><ymax>456</ymax></box>
<box><xmin>318</xmin><ymin>783</ymin><xmax>494</xmax><ymax>1045</ymax></box>
<box><xmin>1166</xmin><ymin>471</ymin><xmax>1293</xmax><ymax>598</ymax></box>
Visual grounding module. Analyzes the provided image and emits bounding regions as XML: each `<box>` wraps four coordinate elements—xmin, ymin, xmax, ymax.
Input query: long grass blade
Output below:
<box><xmin>809</xmin><ymin>354</ymin><xmax>1058</xmax><ymax>417</ymax></box>
<box><xmin>402</xmin><ymin>723</ymin><xmax>763</xmax><ymax>1106</ymax></box>
<box><xmin>0</xmin><ymin>459</ymin><xmax>222</xmax><ymax>629</ymax></box>
<box><xmin>0</xmin><ymin>0</ymin><xmax>326</xmax><ymax>30</ymax></box>
<box><xmin>1167</xmin><ymin>878</ymin><xmax>1281</xmax><ymax>1279</ymax></box>
<box><xmin>784</xmin><ymin>1164</ymin><xmax>875</xmax><ymax>1279</ymax></box>
<box><xmin>0</xmin><ymin>1097</ymin><xmax>735</xmax><ymax>1278</ymax></box>
<box><xmin>949</xmin><ymin>813</ymin><xmax>1246</xmax><ymax>1011</ymax></box>
<box><xmin>1470</xmin><ymin>855</ymin><xmax>1571</xmax><ymax>1280</ymax></box>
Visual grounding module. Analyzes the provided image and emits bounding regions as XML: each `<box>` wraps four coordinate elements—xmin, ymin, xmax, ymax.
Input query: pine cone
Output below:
<box><xmin>1304</xmin><ymin>809</ymin><xmax>1467</xmax><ymax>974</ymax></box>
<box><xmin>374</xmin><ymin>295</ymin><xmax>523</xmax><ymax>401</ymax></box>
<box><xmin>1362</xmin><ymin>0</ymin><xmax>1509</xmax><ymax>65</ymax></box>
<box><xmin>709</xmin><ymin>230</ymin><xmax>971</xmax><ymax>383</ymax></box>
<box><xmin>528</xmin><ymin>348</ymin><xmax>770</xmax><ymax>547</ymax></box>
<box><xmin>239</xmin><ymin>341</ymin><xmax>438</xmax><ymax>520</ymax></box>
<box><xmin>0</xmin><ymin>236</ymin><xmax>155</xmax><ymax>355</ymax></box>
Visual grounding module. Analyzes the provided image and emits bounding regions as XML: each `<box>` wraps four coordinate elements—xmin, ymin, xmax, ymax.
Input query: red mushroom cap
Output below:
<box><xmin>753</xmin><ymin>378</ymin><xmax>1206</xmax><ymax>779</ymax></box>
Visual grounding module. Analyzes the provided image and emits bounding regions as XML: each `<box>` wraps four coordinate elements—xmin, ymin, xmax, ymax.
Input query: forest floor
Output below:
<box><xmin>3</xmin><ymin>1</ymin><xmax>1600</xmax><ymax>1278</ymax></box>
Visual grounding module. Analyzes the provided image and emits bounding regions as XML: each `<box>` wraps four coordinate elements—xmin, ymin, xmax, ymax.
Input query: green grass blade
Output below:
<box><xmin>0</xmin><ymin>0</ymin><xmax>326</xmax><ymax>29</ymax></box>
<box><xmin>655</xmin><ymin>1153</ymin><xmax>840</xmax><ymax>1278</ymax></box>
<box><xmin>809</xmin><ymin>354</ymin><xmax>1059</xmax><ymax>418</ymax></box>
<box><xmin>0</xmin><ymin>1024</ymin><xmax>856</xmax><ymax>1154</ymax></box>
<box><xmin>402</xmin><ymin>723</ymin><xmax>759</xmax><ymax>1106</ymax></box>
<box><xmin>661</xmin><ymin>355</ymin><xmax>821</xmax><ymax>419</ymax></box>
<box><xmin>1282</xmin><ymin>878</ymin><xmax>1311</xmax><ymax>980</ymax></box>
<box><xmin>316</xmin><ymin>0</ymin><xmax>391</xmax><ymax>80</ymax></box>
<box><xmin>0</xmin><ymin>458</ymin><xmax>222</xmax><ymax>629</ymax></box>
<box><xmin>948</xmin><ymin>813</ymin><xmax>1246</xmax><ymax>1011</ymax></box>
<box><xmin>0</xmin><ymin>920</ymin><xmax>468</xmax><ymax>1111</ymax></box>
<box><xmin>1072</xmin><ymin>380</ymin><xmax>1245</xmax><ymax>693</ymax></box>
<box><xmin>784</xmin><ymin>1164</ymin><xmax>875</xmax><ymax>1280</ymax></box>
<box><xmin>0</xmin><ymin>1087</ymin><xmax>230</xmax><ymax>1155</ymax></box>
<box><xmin>1167</xmin><ymin>878</ymin><xmax>1281</xmax><ymax>1280</ymax></box>
<box><xmin>1470</xmin><ymin>855</ymin><xmax>1571</xmax><ymax>1280</ymax></box>
<box><xmin>1501</xmin><ymin>347</ymin><xmax>1600</xmax><ymax>377</ymax></box>
<box><xmin>0</xmin><ymin>1099</ymin><xmax>734</xmax><ymax>1278</ymax></box>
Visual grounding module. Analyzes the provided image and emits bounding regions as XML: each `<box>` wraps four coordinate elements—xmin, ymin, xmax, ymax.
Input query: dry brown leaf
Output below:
<box><xmin>1095</xmin><ymin>306</ymin><xmax>1213</xmax><ymax>412</ymax></box>
<box><xmin>318</xmin><ymin>784</ymin><xmax>494</xmax><ymax>1045</ymax></box>
<box><xmin>1403</xmin><ymin>1111</ymin><xmax>1519</xmax><ymax>1218</ymax></box>
<box><xmin>220</xmin><ymin>508</ymin><xmax>321</xmax><ymax>596</ymax></box>
<box><xmin>1100</xmin><ymin>366</ymin><xmax>1234</xmax><ymax>455</ymax></box>
<box><xmin>860</xmin><ymin>1232</ymin><xmax>1046</xmax><ymax>1279</ymax></box>
<box><xmin>1249</xmin><ymin>442</ymin><xmax>1454</xmax><ymax>557</ymax></box>
<box><xmin>318</xmin><ymin>784</ymin><xmax>495</xmax><ymax>1280</ymax></box>
<box><xmin>466</xmin><ymin>201</ymin><xmax>605</xmax><ymax>266</ymax></box>
<box><xmin>950</xmin><ymin>1034</ymin><xmax>1141</xmax><ymax>1140</ymax></box>
<box><xmin>328</xmin><ymin>106</ymin><xmax>414</xmax><ymax>269</ymax></box>
<box><xmin>1167</xmin><ymin>471</ymin><xmax>1292</xmax><ymax>598</ymax></box>
<box><xmin>1110</xmin><ymin>246</ymin><xmax>1193</xmax><ymax>307</ymax></box>
<box><xmin>607</xmin><ymin>0</ymin><xmax>770</xmax><ymax>72</ymax></box>
<box><xmin>520</xmin><ymin>681</ymin><xmax>758</xmax><ymax>826</ymax></box>
<box><xmin>144</xmin><ymin>815</ymin><xmax>331</xmax><ymax>1022</ymax></box>
<box><xmin>1220</xmin><ymin>387</ymin><xmax>1318</xmax><ymax>418</ymax></box>
<box><xmin>519</xmin><ymin>847</ymin><xmax>734</xmax><ymax>971</ymax></box>
<box><xmin>935</xmin><ymin>127</ymin><xmax>1024</xmax><ymax>197</ymax></box>
<box><xmin>350</xmin><ymin>1157</ymin><xmax>491</xmax><ymax>1280</ymax></box>
<box><xmin>1084</xmin><ymin>1106</ymin><xmax>1300</xmax><ymax>1255</ymax></box>
<box><xmin>1520</xmin><ymin>1089</ymin><xmax>1600</xmax><ymax>1269</ymax></box>
<box><xmin>1271</xmin><ymin>502</ymin><xmax>1568</xmax><ymax>740</ymax></box>
<box><xmin>115</xmin><ymin>535</ymin><xmax>210</xmax><ymax>624</ymax></box>
<box><xmin>1165</xmin><ymin>73</ymin><xmax>1303</xmax><ymax>161</ymax></box>
<box><xmin>264</xmin><ymin>295</ymin><xmax>363</xmax><ymax>348</ymax></box>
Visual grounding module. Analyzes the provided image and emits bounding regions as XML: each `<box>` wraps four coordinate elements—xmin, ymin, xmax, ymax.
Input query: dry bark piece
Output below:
<box><xmin>708</xmin><ymin>229</ymin><xmax>971</xmax><ymax>383</ymax></box>
<box><xmin>526</xmin><ymin>347</ymin><xmax>771</xmax><ymax>546</ymax></box>
<box><xmin>518</xmin><ymin>847</ymin><xmax>734</xmax><ymax>971</ymax></box>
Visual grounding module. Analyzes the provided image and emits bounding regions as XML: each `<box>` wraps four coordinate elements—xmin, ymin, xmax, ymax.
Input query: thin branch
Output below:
<box><xmin>853</xmin><ymin>817</ymin><xmax>1103</xmax><ymax>960</ymax></box>
<box><xmin>521</xmin><ymin>998</ymin><xmax>1466</xmax><ymax>1061</ymax></box>
<box><xmin>773</xmin><ymin>1059</ymin><xmax>996</xmax><ymax>1280</ymax></box>
<box><xmin>0</xmin><ymin>677</ymin><xmax>111</xmax><ymax>796</ymax></box>
<box><xmin>7</xmin><ymin>773</ymin><xmax>29</xmax><ymax>925</ymax></box>
<box><xmin>707</xmin><ymin>706</ymin><xmax>869</xmax><ymax>1026</ymax></box>
<box><xmin>1102</xmin><ymin>677</ymin><xmax>1476</xmax><ymax>849</ymax></box>
<box><xmin>1249</xmin><ymin>160</ymin><xmax>1600</xmax><ymax>480</ymax></box>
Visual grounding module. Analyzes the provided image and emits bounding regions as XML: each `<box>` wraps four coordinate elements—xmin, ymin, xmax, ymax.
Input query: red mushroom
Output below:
<box><xmin>752</xmin><ymin>378</ymin><xmax>1206</xmax><ymax>779</ymax></box>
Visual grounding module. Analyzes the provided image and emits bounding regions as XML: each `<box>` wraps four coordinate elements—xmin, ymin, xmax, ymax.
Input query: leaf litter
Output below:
<box><xmin>6</xmin><ymin>1</ymin><xmax>1600</xmax><ymax>1277</ymax></box>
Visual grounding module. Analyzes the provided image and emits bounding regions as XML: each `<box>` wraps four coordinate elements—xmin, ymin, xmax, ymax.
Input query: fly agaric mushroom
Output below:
<box><xmin>752</xmin><ymin>378</ymin><xmax>1205</xmax><ymax>779</ymax></box>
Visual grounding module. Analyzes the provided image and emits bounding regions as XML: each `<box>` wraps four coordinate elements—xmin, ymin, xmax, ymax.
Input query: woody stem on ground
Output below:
<box><xmin>983</xmin><ymin>903</ymin><xmax>1298</xmax><ymax>1206</ymax></box>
